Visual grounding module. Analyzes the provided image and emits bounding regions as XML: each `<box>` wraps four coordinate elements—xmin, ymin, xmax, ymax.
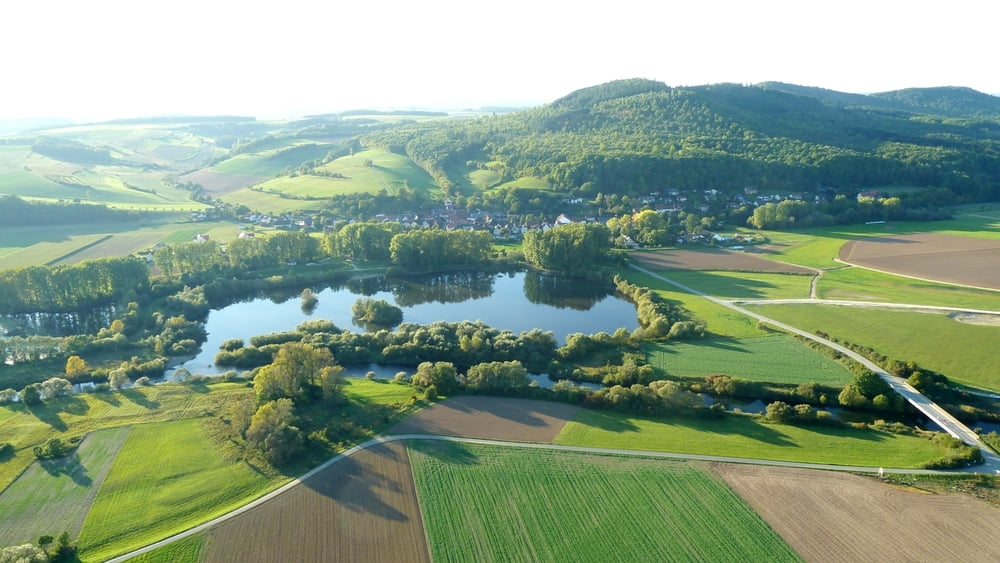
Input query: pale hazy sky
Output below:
<box><xmin>2</xmin><ymin>0</ymin><xmax>996</xmax><ymax>122</ymax></box>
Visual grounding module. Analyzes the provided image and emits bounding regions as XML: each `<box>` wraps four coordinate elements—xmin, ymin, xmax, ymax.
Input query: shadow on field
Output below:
<box><xmin>121</xmin><ymin>388</ymin><xmax>160</xmax><ymax>409</ymax></box>
<box><xmin>39</xmin><ymin>453</ymin><xmax>93</xmax><ymax>486</ymax></box>
<box><xmin>301</xmin><ymin>451</ymin><xmax>412</xmax><ymax>522</ymax></box>
<box><xmin>28</xmin><ymin>396</ymin><xmax>89</xmax><ymax>431</ymax></box>
<box><xmin>408</xmin><ymin>439</ymin><xmax>478</xmax><ymax>466</ymax></box>
<box><xmin>578</xmin><ymin>411</ymin><xmax>640</xmax><ymax>433</ymax></box>
<box><xmin>89</xmin><ymin>391</ymin><xmax>120</xmax><ymax>407</ymax></box>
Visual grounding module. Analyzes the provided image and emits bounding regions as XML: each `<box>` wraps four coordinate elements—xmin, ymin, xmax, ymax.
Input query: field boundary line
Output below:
<box><xmin>44</xmin><ymin>234</ymin><xmax>113</xmax><ymax>266</ymax></box>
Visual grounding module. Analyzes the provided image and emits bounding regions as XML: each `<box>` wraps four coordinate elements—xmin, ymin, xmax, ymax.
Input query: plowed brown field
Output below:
<box><xmin>632</xmin><ymin>248</ymin><xmax>814</xmax><ymax>273</ymax></box>
<box><xmin>714</xmin><ymin>464</ymin><xmax>1000</xmax><ymax>562</ymax></box>
<box><xmin>203</xmin><ymin>442</ymin><xmax>429</xmax><ymax>563</ymax></box>
<box><xmin>387</xmin><ymin>396</ymin><xmax>581</xmax><ymax>442</ymax></box>
<box><xmin>839</xmin><ymin>233</ymin><xmax>1000</xmax><ymax>289</ymax></box>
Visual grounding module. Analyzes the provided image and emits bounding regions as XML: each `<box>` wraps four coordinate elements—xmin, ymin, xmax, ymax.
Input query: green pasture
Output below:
<box><xmin>619</xmin><ymin>270</ymin><xmax>766</xmax><ymax>338</ymax></box>
<box><xmin>0</xmin><ymin>383</ymin><xmax>254</xmax><ymax>491</ymax></box>
<box><xmin>0</xmin><ymin>145</ymin><xmax>31</xmax><ymax>172</ymax></box>
<box><xmin>127</xmin><ymin>534</ymin><xmax>206</xmax><ymax>563</ymax></box>
<box><xmin>212</xmin><ymin>142</ymin><xmax>334</xmax><ymax>177</ymax></box>
<box><xmin>555</xmin><ymin>410</ymin><xmax>943</xmax><ymax>467</ymax></box>
<box><xmin>744</xmin><ymin>303</ymin><xmax>1000</xmax><ymax>390</ymax></box>
<box><xmin>409</xmin><ymin>441</ymin><xmax>799</xmax><ymax>563</ymax></box>
<box><xmin>341</xmin><ymin>377</ymin><xmax>420</xmax><ymax>405</ymax></box>
<box><xmin>817</xmin><ymin>267</ymin><xmax>1000</xmax><ymax>310</ymax></box>
<box><xmin>466</xmin><ymin>168</ymin><xmax>502</xmax><ymax>190</ymax></box>
<box><xmin>0</xmin><ymin>169</ymin><xmax>80</xmax><ymax>199</ymax></box>
<box><xmin>0</xmin><ymin>427</ymin><xmax>130</xmax><ymax>547</ymax></box>
<box><xmin>646</xmin><ymin>335</ymin><xmax>854</xmax><ymax>386</ymax></box>
<box><xmin>659</xmin><ymin>270</ymin><xmax>814</xmax><ymax>300</ymax></box>
<box><xmin>75</xmin><ymin>418</ymin><xmax>282</xmax><ymax>562</ymax></box>
<box><xmin>316</xmin><ymin>149</ymin><xmax>437</xmax><ymax>194</ymax></box>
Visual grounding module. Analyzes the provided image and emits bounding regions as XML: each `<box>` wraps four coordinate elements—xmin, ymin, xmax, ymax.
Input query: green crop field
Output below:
<box><xmin>212</xmin><ymin>142</ymin><xmax>335</xmax><ymax>177</ymax></box>
<box><xmin>0</xmin><ymin>427</ymin><xmax>130</xmax><ymax>547</ymax></box>
<box><xmin>646</xmin><ymin>335</ymin><xmax>854</xmax><ymax>386</ymax></box>
<box><xmin>661</xmin><ymin>270</ymin><xmax>814</xmax><ymax>300</ymax></box>
<box><xmin>408</xmin><ymin>440</ymin><xmax>799</xmax><ymax>563</ymax></box>
<box><xmin>744</xmin><ymin>303</ymin><xmax>1000</xmax><ymax>390</ymax></box>
<box><xmin>75</xmin><ymin>418</ymin><xmax>283</xmax><ymax>562</ymax></box>
<box><xmin>555</xmin><ymin>410</ymin><xmax>943</xmax><ymax>467</ymax></box>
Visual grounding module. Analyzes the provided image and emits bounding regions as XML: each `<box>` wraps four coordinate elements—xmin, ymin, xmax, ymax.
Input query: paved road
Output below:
<box><xmin>630</xmin><ymin>264</ymin><xmax>1000</xmax><ymax>472</ymax></box>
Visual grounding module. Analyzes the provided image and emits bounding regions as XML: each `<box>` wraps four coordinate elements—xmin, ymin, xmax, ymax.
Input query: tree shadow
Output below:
<box><xmin>301</xmin><ymin>450</ymin><xmax>413</xmax><ymax>522</ymax></box>
<box><xmin>577</xmin><ymin>410</ymin><xmax>640</xmax><ymax>433</ymax></box>
<box><xmin>408</xmin><ymin>439</ymin><xmax>479</xmax><ymax>466</ymax></box>
<box><xmin>89</xmin><ymin>391</ymin><xmax>121</xmax><ymax>407</ymax></box>
<box><xmin>121</xmin><ymin>388</ymin><xmax>160</xmax><ymax>409</ymax></box>
<box><xmin>38</xmin><ymin>452</ymin><xmax>93</xmax><ymax>487</ymax></box>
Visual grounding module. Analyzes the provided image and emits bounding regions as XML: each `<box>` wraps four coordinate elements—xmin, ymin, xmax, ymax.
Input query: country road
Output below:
<box><xmin>629</xmin><ymin>263</ymin><xmax>1000</xmax><ymax>472</ymax></box>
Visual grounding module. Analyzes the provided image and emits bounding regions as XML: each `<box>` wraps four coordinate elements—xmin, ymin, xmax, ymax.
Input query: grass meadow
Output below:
<box><xmin>0</xmin><ymin>383</ymin><xmax>254</xmax><ymax>492</ymax></box>
<box><xmin>555</xmin><ymin>410</ymin><xmax>943</xmax><ymax>468</ymax></box>
<box><xmin>744</xmin><ymin>303</ymin><xmax>1000</xmax><ymax>390</ymax></box>
<box><xmin>0</xmin><ymin>427</ymin><xmax>130</xmax><ymax>547</ymax></box>
<box><xmin>126</xmin><ymin>534</ymin><xmax>206</xmax><ymax>563</ymax></box>
<box><xmin>211</xmin><ymin>142</ymin><xmax>335</xmax><ymax>177</ymax></box>
<box><xmin>657</xmin><ymin>270</ymin><xmax>814</xmax><ymax>300</ymax></box>
<box><xmin>75</xmin><ymin>418</ymin><xmax>283</xmax><ymax>562</ymax></box>
<box><xmin>646</xmin><ymin>335</ymin><xmax>854</xmax><ymax>386</ymax></box>
<box><xmin>619</xmin><ymin>270</ymin><xmax>767</xmax><ymax>338</ymax></box>
<box><xmin>408</xmin><ymin>440</ymin><xmax>799</xmax><ymax>563</ymax></box>
<box><xmin>817</xmin><ymin>267</ymin><xmax>1000</xmax><ymax>311</ymax></box>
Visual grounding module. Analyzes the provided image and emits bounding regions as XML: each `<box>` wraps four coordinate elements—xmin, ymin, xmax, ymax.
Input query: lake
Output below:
<box><xmin>172</xmin><ymin>270</ymin><xmax>639</xmax><ymax>375</ymax></box>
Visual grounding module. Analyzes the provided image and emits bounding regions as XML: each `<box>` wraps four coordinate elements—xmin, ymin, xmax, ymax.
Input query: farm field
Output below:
<box><xmin>714</xmin><ymin>463</ymin><xmax>1000</xmax><ymax>562</ymax></box>
<box><xmin>816</xmin><ymin>266</ymin><xmax>1000</xmax><ymax>310</ymax></box>
<box><xmin>0</xmin><ymin>427</ymin><xmax>130</xmax><ymax>547</ymax></box>
<box><xmin>555</xmin><ymin>409</ymin><xmax>943</xmax><ymax>468</ymax></box>
<box><xmin>408</xmin><ymin>440</ymin><xmax>799</xmax><ymax>562</ymax></box>
<box><xmin>0</xmin><ymin>219</ymin><xmax>243</xmax><ymax>269</ymax></box>
<box><xmin>743</xmin><ymin>303</ymin><xmax>1000</xmax><ymax>390</ymax></box>
<box><xmin>387</xmin><ymin>395</ymin><xmax>580</xmax><ymax>442</ymax></box>
<box><xmin>631</xmin><ymin>247</ymin><xmax>815</xmax><ymax>274</ymax></box>
<box><xmin>203</xmin><ymin>442</ymin><xmax>429</xmax><ymax>563</ymax></box>
<box><xmin>75</xmin><ymin>418</ymin><xmax>284</xmax><ymax>562</ymax></box>
<box><xmin>840</xmin><ymin>232</ymin><xmax>1000</xmax><ymax>290</ymax></box>
<box><xmin>646</xmin><ymin>334</ymin><xmax>854</xmax><ymax>386</ymax></box>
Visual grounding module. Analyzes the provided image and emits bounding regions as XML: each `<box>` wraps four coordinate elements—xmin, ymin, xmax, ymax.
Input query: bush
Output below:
<box><xmin>423</xmin><ymin>384</ymin><xmax>438</xmax><ymax>401</ymax></box>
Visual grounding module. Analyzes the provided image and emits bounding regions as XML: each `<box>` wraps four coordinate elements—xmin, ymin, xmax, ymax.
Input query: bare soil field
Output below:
<box><xmin>840</xmin><ymin>233</ymin><xmax>1000</xmax><ymax>289</ymax></box>
<box><xmin>387</xmin><ymin>396</ymin><xmax>581</xmax><ymax>443</ymax></box>
<box><xmin>713</xmin><ymin>463</ymin><xmax>1000</xmax><ymax>562</ymax></box>
<box><xmin>179</xmin><ymin>170</ymin><xmax>264</xmax><ymax>197</ymax></box>
<box><xmin>203</xmin><ymin>442</ymin><xmax>429</xmax><ymax>563</ymax></box>
<box><xmin>632</xmin><ymin>248</ymin><xmax>814</xmax><ymax>274</ymax></box>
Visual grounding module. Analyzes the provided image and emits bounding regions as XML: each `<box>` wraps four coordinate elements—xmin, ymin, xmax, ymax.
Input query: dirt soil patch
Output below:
<box><xmin>632</xmin><ymin>248</ymin><xmax>814</xmax><ymax>274</ymax></box>
<box><xmin>840</xmin><ymin>233</ymin><xmax>1000</xmax><ymax>289</ymax></box>
<box><xmin>179</xmin><ymin>169</ymin><xmax>264</xmax><ymax>197</ymax></box>
<box><xmin>204</xmin><ymin>442</ymin><xmax>429</xmax><ymax>563</ymax></box>
<box><xmin>387</xmin><ymin>396</ymin><xmax>580</xmax><ymax>443</ymax></box>
<box><xmin>713</xmin><ymin>463</ymin><xmax>1000</xmax><ymax>562</ymax></box>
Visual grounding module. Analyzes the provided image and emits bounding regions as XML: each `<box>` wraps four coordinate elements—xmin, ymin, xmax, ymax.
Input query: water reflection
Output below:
<box><xmin>0</xmin><ymin>306</ymin><xmax>117</xmax><ymax>337</ymax></box>
<box><xmin>523</xmin><ymin>270</ymin><xmax>607</xmax><ymax>311</ymax></box>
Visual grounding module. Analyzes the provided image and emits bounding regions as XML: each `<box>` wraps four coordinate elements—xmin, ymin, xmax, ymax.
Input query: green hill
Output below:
<box><xmin>361</xmin><ymin>79</ymin><xmax>1000</xmax><ymax>201</ymax></box>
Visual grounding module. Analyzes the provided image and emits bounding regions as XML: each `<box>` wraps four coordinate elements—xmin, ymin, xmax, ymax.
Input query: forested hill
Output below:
<box><xmin>362</xmin><ymin>79</ymin><xmax>1000</xmax><ymax>201</ymax></box>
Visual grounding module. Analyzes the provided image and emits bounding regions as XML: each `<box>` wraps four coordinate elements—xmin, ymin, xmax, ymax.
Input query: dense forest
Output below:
<box><xmin>362</xmin><ymin>79</ymin><xmax>1000</xmax><ymax>202</ymax></box>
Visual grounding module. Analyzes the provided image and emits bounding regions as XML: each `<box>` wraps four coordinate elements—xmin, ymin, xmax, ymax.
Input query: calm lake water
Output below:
<box><xmin>173</xmin><ymin>270</ymin><xmax>639</xmax><ymax>375</ymax></box>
